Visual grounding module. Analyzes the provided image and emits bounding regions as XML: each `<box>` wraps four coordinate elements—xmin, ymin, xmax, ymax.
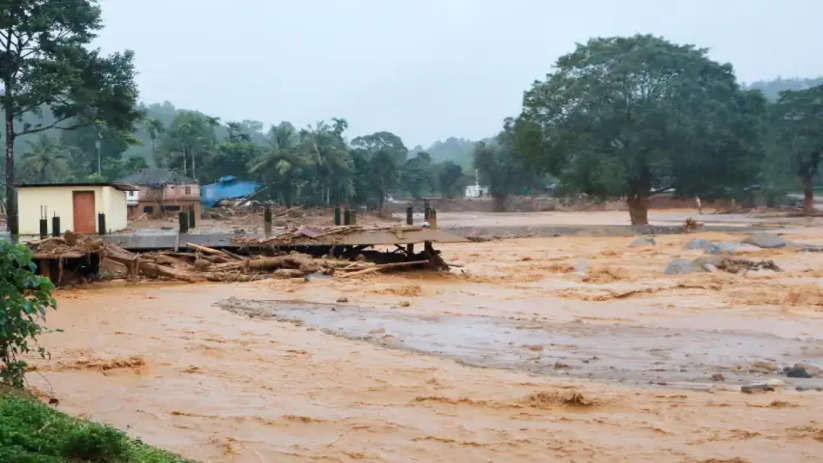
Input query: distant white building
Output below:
<box><xmin>464</xmin><ymin>169</ymin><xmax>490</xmax><ymax>198</ymax></box>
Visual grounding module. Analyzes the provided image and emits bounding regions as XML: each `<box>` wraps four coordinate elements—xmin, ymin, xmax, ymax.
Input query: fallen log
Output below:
<box><xmin>105</xmin><ymin>248</ymin><xmax>203</xmax><ymax>283</ymax></box>
<box><xmin>211</xmin><ymin>253</ymin><xmax>320</xmax><ymax>273</ymax></box>
<box><xmin>185</xmin><ymin>242</ymin><xmax>243</xmax><ymax>261</ymax></box>
<box><xmin>338</xmin><ymin>259</ymin><xmax>430</xmax><ymax>278</ymax></box>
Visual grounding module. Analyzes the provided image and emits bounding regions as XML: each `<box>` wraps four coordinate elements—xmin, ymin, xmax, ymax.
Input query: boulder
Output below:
<box><xmin>706</xmin><ymin>242</ymin><xmax>760</xmax><ymax>255</ymax></box>
<box><xmin>684</xmin><ymin>238</ymin><xmax>713</xmax><ymax>250</ymax></box>
<box><xmin>742</xmin><ymin>233</ymin><xmax>787</xmax><ymax>249</ymax></box>
<box><xmin>630</xmin><ymin>236</ymin><xmax>656</xmax><ymax>247</ymax></box>
<box><xmin>664</xmin><ymin>259</ymin><xmax>705</xmax><ymax>275</ymax></box>
<box><xmin>784</xmin><ymin>366</ymin><xmax>811</xmax><ymax>378</ymax></box>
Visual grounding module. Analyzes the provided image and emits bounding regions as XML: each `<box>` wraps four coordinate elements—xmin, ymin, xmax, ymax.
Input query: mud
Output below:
<box><xmin>218</xmin><ymin>298</ymin><xmax>823</xmax><ymax>389</ymax></box>
<box><xmin>24</xmin><ymin>222</ymin><xmax>823</xmax><ymax>462</ymax></box>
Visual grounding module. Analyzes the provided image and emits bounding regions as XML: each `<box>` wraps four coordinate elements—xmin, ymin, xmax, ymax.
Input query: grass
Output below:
<box><xmin>0</xmin><ymin>388</ymin><xmax>188</xmax><ymax>462</ymax></box>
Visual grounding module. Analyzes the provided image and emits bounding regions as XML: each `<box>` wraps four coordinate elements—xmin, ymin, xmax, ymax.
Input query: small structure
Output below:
<box><xmin>201</xmin><ymin>176</ymin><xmax>260</xmax><ymax>208</ymax></box>
<box><xmin>15</xmin><ymin>182</ymin><xmax>136</xmax><ymax>235</ymax></box>
<box><xmin>464</xmin><ymin>169</ymin><xmax>490</xmax><ymax>198</ymax></box>
<box><xmin>118</xmin><ymin>168</ymin><xmax>201</xmax><ymax>218</ymax></box>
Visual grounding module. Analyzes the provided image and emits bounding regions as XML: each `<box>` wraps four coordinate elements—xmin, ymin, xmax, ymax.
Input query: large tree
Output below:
<box><xmin>474</xmin><ymin>124</ymin><xmax>541</xmax><ymax>210</ymax></box>
<box><xmin>772</xmin><ymin>84</ymin><xmax>823</xmax><ymax>215</ymax></box>
<box><xmin>158</xmin><ymin>111</ymin><xmax>217</xmax><ymax>180</ymax></box>
<box><xmin>351</xmin><ymin>131</ymin><xmax>407</xmax><ymax>208</ymax></box>
<box><xmin>516</xmin><ymin>35</ymin><xmax>765</xmax><ymax>224</ymax></box>
<box><xmin>1</xmin><ymin>0</ymin><xmax>139</xmax><ymax>233</ymax></box>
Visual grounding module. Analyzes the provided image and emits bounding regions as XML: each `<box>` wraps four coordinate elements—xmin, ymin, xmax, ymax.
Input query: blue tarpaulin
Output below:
<box><xmin>201</xmin><ymin>176</ymin><xmax>260</xmax><ymax>207</ymax></box>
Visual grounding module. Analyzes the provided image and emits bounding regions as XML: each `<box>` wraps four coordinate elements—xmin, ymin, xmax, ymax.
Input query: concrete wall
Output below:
<box><xmin>17</xmin><ymin>186</ymin><xmax>128</xmax><ymax>235</ymax></box>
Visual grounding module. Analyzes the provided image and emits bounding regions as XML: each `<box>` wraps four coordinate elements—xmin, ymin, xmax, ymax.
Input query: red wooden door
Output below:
<box><xmin>72</xmin><ymin>191</ymin><xmax>96</xmax><ymax>234</ymax></box>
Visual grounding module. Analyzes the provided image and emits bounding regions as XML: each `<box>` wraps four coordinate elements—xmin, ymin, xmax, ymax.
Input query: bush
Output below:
<box><xmin>0</xmin><ymin>241</ymin><xmax>56</xmax><ymax>388</ymax></box>
<box><xmin>0</xmin><ymin>391</ymin><xmax>187</xmax><ymax>462</ymax></box>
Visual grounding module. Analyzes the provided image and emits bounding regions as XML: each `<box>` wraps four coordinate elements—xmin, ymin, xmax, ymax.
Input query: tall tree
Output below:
<box><xmin>159</xmin><ymin>111</ymin><xmax>216</xmax><ymax>179</ymax></box>
<box><xmin>19</xmin><ymin>135</ymin><xmax>71</xmax><ymax>183</ymax></box>
<box><xmin>0</xmin><ymin>0</ymin><xmax>139</xmax><ymax>233</ymax></box>
<box><xmin>474</xmin><ymin>124</ymin><xmax>541</xmax><ymax>210</ymax></box>
<box><xmin>516</xmin><ymin>35</ymin><xmax>765</xmax><ymax>224</ymax></box>
<box><xmin>351</xmin><ymin>131</ymin><xmax>407</xmax><ymax>208</ymax></box>
<box><xmin>773</xmin><ymin>84</ymin><xmax>823</xmax><ymax>215</ymax></box>
<box><xmin>144</xmin><ymin>118</ymin><xmax>165</xmax><ymax>162</ymax></box>
<box><xmin>299</xmin><ymin>119</ymin><xmax>351</xmax><ymax>205</ymax></box>
<box><xmin>250</xmin><ymin>122</ymin><xmax>305</xmax><ymax>205</ymax></box>
<box><xmin>437</xmin><ymin>161</ymin><xmax>464</xmax><ymax>198</ymax></box>
<box><xmin>401</xmin><ymin>152</ymin><xmax>436</xmax><ymax>199</ymax></box>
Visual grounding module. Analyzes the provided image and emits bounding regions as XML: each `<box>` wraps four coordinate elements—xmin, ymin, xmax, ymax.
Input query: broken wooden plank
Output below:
<box><xmin>338</xmin><ymin>259</ymin><xmax>430</xmax><ymax>278</ymax></box>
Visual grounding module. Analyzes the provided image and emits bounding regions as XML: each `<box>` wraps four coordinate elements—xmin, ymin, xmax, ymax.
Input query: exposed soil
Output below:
<box><xmin>24</xmin><ymin>212</ymin><xmax>823</xmax><ymax>462</ymax></box>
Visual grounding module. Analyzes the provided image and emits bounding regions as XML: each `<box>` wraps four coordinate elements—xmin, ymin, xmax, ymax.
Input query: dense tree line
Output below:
<box><xmin>2</xmin><ymin>2</ymin><xmax>821</xmax><ymax>229</ymax></box>
<box><xmin>480</xmin><ymin>35</ymin><xmax>823</xmax><ymax>224</ymax></box>
<box><xmin>7</xmin><ymin>102</ymin><xmax>470</xmax><ymax>207</ymax></box>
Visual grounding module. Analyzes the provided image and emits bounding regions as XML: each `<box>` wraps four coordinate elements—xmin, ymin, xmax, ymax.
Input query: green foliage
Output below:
<box><xmin>474</xmin><ymin>125</ymin><xmax>542</xmax><ymax>202</ymax></box>
<box><xmin>158</xmin><ymin>111</ymin><xmax>219</xmax><ymax>180</ymax></box>
<box><xmin>747</xmin><ymin>77</ymin><xmax>823</xmax><ymax>102</ymax></box>
<box><xmin>0</xmin><ymin>242</ymin><xmax>55</xmax><ymax>388</ymax></box>
<box><xmin>437</xmin><ymin>161</ymin><xmax>465</xmax><ymax>198</ymax></box>
<box><xmin>1</xmin><ymin>0</ymin><xmax>140</xmax><ymax>232</ymax></box>
<box><xmin>19</xmin><ymin>136</ymin><xmax>72</xmax><ymax>184</ymax></box>
<box><xmin>516</xmin><ymin>34</ymin><xmax>766</xmax><ymax>223</ymax></box>
<box><xmin>0</xmin><ymin>391</ymin><xmax>187</xmax><ymax>462</ymax></box>
<box><xmin>421</xmin><ymin>137</ymin><xmax>477</xmax><ymax>170</ymax></box>
<box><xmin>771</xmin><ymin>84</ymin><xmax>823</xmax><ymax>211</ymax></box>
<box><xmin>401</xmin><ymin>152</ymin><xmax>436</xmax><ymax>199</ymax></box>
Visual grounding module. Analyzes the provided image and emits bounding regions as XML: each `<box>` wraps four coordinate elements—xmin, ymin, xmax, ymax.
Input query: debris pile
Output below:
<box><xmin>29</xmin><ymin>231</ymin><xmax>441</xmax><ymax>285</ymax></box>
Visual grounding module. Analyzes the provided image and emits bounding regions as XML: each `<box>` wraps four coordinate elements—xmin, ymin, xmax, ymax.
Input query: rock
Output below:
<box><xmin>336</xmin><ymin>297</ymin><xmax>349</xmax><ymax>303</ymax></box>
<box><xmin>742</xmin><ymin>233</ymin><xmax>787</xmax><ymax>249</ymax></box>
<box><xmin>784</xmin><ymin>366</ymin><xmax>812</xmax><ymax>378</ymax></box>
<box><xmin>792</xmin><ymin>362</ymin><xmax>822</xmax><ymax>377</ymax></box>
<box><xmin>741</xmin><ymin>383</ymin><xmax>774</xmax><ymax>393</ymax></box>
<box><xmin>684</xmin><ymin>238</ymin><xmax>713</xmax><ymax>250</ymax></box>
<box><xmin>706</xmin><ymin>242</ymin><xmax>761</xmax><ymax>255</ymax></box>
<box><xmin>399</xmin><ymin>301</ymin><xmax>411</xmax><ymax>307</ymax></box>
<box><xmin>630</xmin><ymin>236</ymin><xmax>656</xmax><ymax>247</ymax></box>
<box><xmin>664</xmin><ymin>259</ymin><xmax>706</xmax><ymax>275</ymax></box>
<box><xmin>711</xmin><ymin>373</ymin><xmax>725</xmax><ymax>382</ymax></box>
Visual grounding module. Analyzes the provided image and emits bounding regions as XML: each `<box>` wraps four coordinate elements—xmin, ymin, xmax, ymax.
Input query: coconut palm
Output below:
<box><xmin>19</xmin><ymin>136</ymin><xmax>72</xmax><ymax>183</ymax></box>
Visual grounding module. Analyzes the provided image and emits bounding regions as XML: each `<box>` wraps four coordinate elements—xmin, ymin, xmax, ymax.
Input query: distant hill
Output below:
<box><xmin>412</xmin><ymin>137</ymin><xmax>478</xmax><ymax>170</ymax></box>
<box><xmin>745</xmin><ymin>76</ymin><xmax>823</xmax><ymax>101</ymax></box>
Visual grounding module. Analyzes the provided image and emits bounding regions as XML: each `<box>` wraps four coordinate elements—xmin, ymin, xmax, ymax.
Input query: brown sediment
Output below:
<box><xmin>20</xmin><ymin>216</ymin><xmax>823</xmax><ymax>462</ymax></box>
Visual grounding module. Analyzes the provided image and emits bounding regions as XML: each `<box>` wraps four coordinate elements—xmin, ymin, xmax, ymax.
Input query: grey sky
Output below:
<box><xmin>97</xmin><ymin>0</ymin><xmax>823</xmax><ymax>147</ymax></box>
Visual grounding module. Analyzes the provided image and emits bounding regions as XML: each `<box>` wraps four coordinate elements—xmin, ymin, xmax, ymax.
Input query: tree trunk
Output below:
<box><xmin>191</xmin><ymin>149</ymin><xmax>196</xmax><ymax>180</ymax></box>
<box><xmin>802</xmin><ymin>175</ymin><xmax>815</xmax><ymax>216</ymax></box>
<box><xmin>4</xmin><ymin>109</ymin><xmax>17</xmax><ymax>234</ymax></box>
<box><xmin>492</xmin><ymin>194</ymin><xmax>506</xmax><ymax>212</ymax></box>
<box><xmin>627</xmin><ymin>193</ymin><xmax>649</xmax><ymax>225</ymax></box>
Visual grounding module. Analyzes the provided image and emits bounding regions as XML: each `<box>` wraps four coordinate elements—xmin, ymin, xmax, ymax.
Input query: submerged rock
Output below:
<box><xmin>743</xmin><ymin>233</ymin><xmax>787</xmax><ymax>249</ymax></box>
<box><xmin>630</xmin><ymin>236</ymin><xmax>656</xmax><ymax>247</ymax></box>
<box><xmin>684</xmin><ymin>238</ymin><xmax>713</xmax><ymax>250</ymax></box>
<box><xmin>664</xmin><ymin>259</ymin><xmax>705</xmax><ymax>275</ymax></box>
<box><xmin>706</xmin><ymin>242</ymin><xmax>760</xmax><ymax>255</ymax></box>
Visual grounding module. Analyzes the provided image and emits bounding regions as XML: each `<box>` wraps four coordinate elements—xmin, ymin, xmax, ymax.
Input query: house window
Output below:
<box><xmin>185</xmin><ymin>186</ymin><xmax>191</xmax><ymax>195</ymax></box>
<box><xmin>163</xmin><ymin>205</ymin><xmax>181</xmax><ymax>212</ymax></box>
<box><xmin>143</xmin><ymin>206</ymin><xmax>154</xmax><ymax>214</ymax></box>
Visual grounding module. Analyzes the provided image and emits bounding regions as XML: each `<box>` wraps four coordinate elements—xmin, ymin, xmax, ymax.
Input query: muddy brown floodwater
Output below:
<box><xmin>217</xmin><ymin>298</ymin><xmax>823</xmax><ymax>389</ymax></box>
<box><xmin>25</xmin><ymin>224</ymin><xmax>823</xmax><ymax>462</ymax></box>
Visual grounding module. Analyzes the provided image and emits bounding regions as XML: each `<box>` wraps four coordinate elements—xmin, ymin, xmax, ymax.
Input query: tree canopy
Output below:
<box><xmin>1</xmin><ymin>0</ymin><xmax>139</xmax><ymax>233</ymax></box>
<box><xmin>772</xmin><ymin>84</ymin><xmax>823</xmax><ymax>214</ymax></box>
<box><xmin>515</xmin><ymin>34</ymin><xmax>766</xmax><ymax>224</ymax></box>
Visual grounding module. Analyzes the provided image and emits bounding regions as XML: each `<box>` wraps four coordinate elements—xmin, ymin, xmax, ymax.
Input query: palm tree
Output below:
<box><xmin>250</xmin><ymin>122</ymin><xmax>304</xmax><ymax>205</ymax></box>
<box><xmin>145</xmin><ymin>118</ymin><xmax>165</xmax><ymax>164</ymax></box>
<box><xmin>19</xmin><ymin>136</ymin><xmax>71</xmax><ymax>183</ymax></box>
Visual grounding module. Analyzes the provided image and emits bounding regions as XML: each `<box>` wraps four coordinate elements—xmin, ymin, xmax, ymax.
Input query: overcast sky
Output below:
<box><xmin>96</xmin><ymin>0</ymin><xmax>823</xmax><ymax>147</ymax></box>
